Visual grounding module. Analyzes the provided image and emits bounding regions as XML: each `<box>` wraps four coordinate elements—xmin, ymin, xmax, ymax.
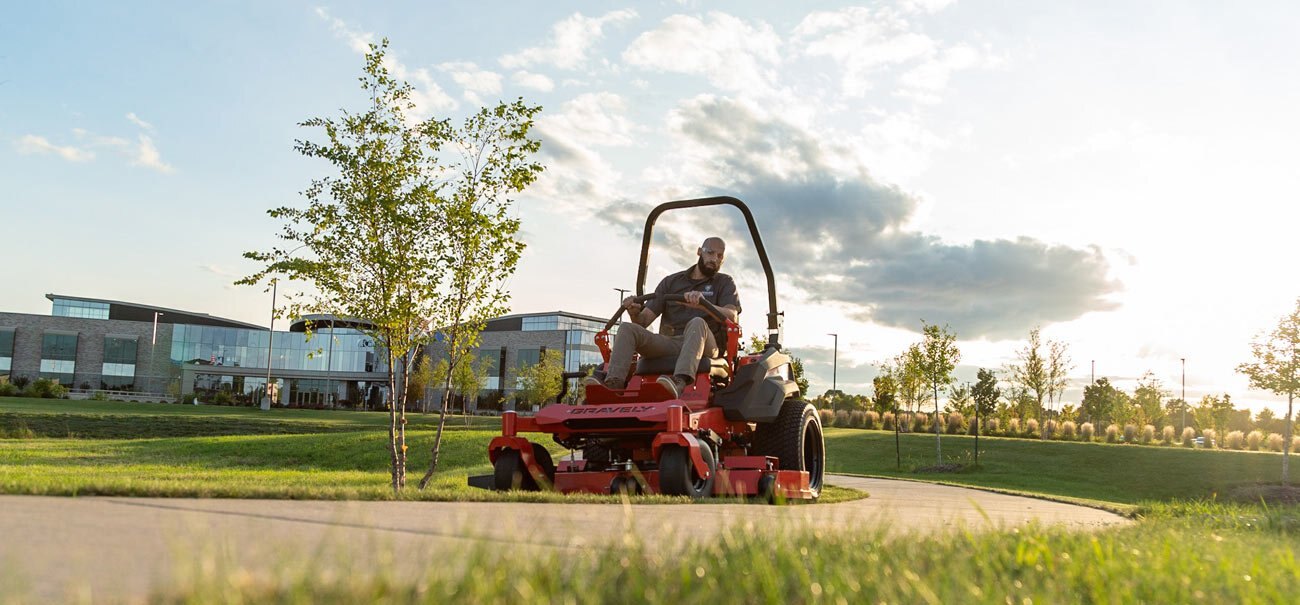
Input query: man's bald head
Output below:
<box><xmin>696</xmin><ymin>237</ymin><xmax>726</xmax><ymax>277</ymax></box>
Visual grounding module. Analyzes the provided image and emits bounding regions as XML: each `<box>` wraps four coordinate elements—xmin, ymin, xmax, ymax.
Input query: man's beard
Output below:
<box><xmin>696</xmin><ymin>258</ymin><xmax>719</xmax><ymax>277</ymax></box>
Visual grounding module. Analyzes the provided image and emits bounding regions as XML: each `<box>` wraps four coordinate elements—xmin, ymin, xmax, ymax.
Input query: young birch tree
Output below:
<box><xmin>238</xmin><ymin>41</ymin><xmax>451</xmax><ymax>493</ymax></box>
<box><xmin>417</xmin><ymin>100</ymin><xmax>543</xmax><ymax>488</ymax></box>
<box><xmin>1237</xmin><ymin>298</ymin><xmax>1300</xmax><ymax>484</ymax></box>
<box><xmin>1006</xmin><ymin>326</ymin><xmax>1049</xmax><ymax>425</ymax></box>
<box><xmin>919</xmin><ymin>322</ymin><xmax>961</xmax><ymax>463</ymax></box>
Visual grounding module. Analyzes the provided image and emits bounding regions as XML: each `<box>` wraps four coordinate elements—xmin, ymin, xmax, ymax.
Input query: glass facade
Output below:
<box><xmin>52</xmin><ymin>298</ymin><xmax>110</xmax><ymax>319</ymax></box>
<box><xmin>565</xmin><ymin>329</ymin><xmax>603</xmax><ymax>373</ymax></box>
<box><xmin>40</xmin><ymin>332</ymin><xmax>78</xmax><ymax>384</ymax></box>
<box><xmin>521</xmin><ymin>315</ymin><xmax>606</xmax><ymax>332</ymax></box>
<box><xmin>169</xmin><ymin>324</ymin><xmax>385</xmax><ymax>373</ymax></box>
<box><xmin>0</xmin><ymin>328</ymin><xmax>13</xmax><ymax>381</ymax></box>
<box><xmin>102</xmin><ymin>336</ymin><xmax>138</xmax><ymax>390</ymax></box>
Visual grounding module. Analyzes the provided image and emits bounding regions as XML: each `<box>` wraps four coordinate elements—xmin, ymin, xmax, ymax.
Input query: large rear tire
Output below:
<box><xmin>658</xmin><ymin>443</ymin><xmax>715</xmax><ymax>499</ymax></box>
<box><xmin>752</xmin><ymin>399</ymin><xmax>824</xmax><ymax>499</ymax></box>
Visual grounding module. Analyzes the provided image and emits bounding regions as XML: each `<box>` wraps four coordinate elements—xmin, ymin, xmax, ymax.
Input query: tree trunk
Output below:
<box><xmin>386</xmin><ymin>356</ymin><xmax>401</xmax><ymax>494</ymax></box>
<box><xmin>1285</xmin><ymin>392</ymin><xmax>1293</xmax><ymax>486</ymax></box>
<box><xmin>418</xmin><ymin>371</ymin><xmax>454</xmax><ymax>489</ymax></box>
<box><xmin>934</xmin><ymin>385</ymin><xmax>942</xmax><ymax>465</ymax></box>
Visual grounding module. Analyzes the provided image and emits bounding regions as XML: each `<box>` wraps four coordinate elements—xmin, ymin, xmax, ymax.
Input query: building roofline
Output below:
<box><xmin>490</xmin><ymin>310</ymin><xmax>609</xmax><ymax>324</ymax></box>
<box><xmin>46</xmin><ymin>293</ymin><xmax>265</xmax><ymax>330</ymax></box>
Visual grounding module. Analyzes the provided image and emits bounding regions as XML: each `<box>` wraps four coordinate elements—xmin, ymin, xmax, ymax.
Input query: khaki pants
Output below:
<box><xmin>607</xmin><ymin>317</ymin><xmax>718</xmax><ymax>384</ymax></box>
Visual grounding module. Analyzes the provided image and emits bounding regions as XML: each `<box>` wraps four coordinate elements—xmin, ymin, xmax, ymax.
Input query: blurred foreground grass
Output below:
<box><xmin>140</xmin><ymin>501</ymin><xmax>1299</xmax><ymax>604</ymax></box>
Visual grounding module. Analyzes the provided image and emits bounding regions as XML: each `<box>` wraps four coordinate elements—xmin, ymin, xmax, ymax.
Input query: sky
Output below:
<box><xmin>3</xmin><ymin>1</ymin><xmax>1298</xmax><ymax>414</ymax></box>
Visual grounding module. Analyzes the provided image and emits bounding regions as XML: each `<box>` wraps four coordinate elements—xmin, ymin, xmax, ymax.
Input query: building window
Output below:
<box><xmin>0</xmin><ymin>328</ymin><xmax>13</xmax><ymax>381</ymax></box>
<box><xmin>51</xmin><ymin>299</ymin><xmax>110</xmax><ymax>319</ymax></box>
<box><xmin>102</xmin><ymin>336</ymin><xmax>138</xmax><ymax>390</ymax></box>
<box><xmin>40</xmin><ymin>332</ymin><xmax>78</xmax><ymax>385</ymax></box>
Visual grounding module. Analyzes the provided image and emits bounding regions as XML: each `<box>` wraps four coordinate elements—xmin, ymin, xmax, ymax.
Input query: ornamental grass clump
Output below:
<box><xmin>1225</xmin><ymin>430</ymin><xmax>1245</xmax><ymax>450</ymax></box>
<box><xmin>1181</xmin><ymin>426</ymin><xmax>1196</xmax><ymax>447</ymax></box>
<box><xmin>819</xmin><ymin>409</ymin><xmax>835</xmax><ymax>428</ymax></box>
<box><xmin>911</xmin><ymin>413</ymin><xmax>929</xmax><ymax>433</ymax></box>
<box><xmin>1267</xmin><ymin>433</ymin><xmax>1284</xmax><ymax>452</ymax></box>
<box><xmin>864</xmin><ymin>411</ymin><xmax>879</xmax><ymax>430</ymax></box>
<box><xmin>1062</xmin><ymin>420</ymin><xmax>1077</xmax><ymax>440</ymax></box>
<box><xmin>1202</xmin><ymin>428</ymin><xmax>1218</xmax><ymax>449</ymax></box>
<box><xmin>1161</xmin><ymin>425</ymin><xmax>1175</xmax><ymax>445</ymax></box>
<box><xmin>1043</xmin><ymin>419</ymin><xmax>1058</xmax><ymax>440</ymax></box>
<box><xmin>1291</xmin><ymin>435</ymin><xmax>1300</xmax><ymax>452</ymax></box>
<box><xmin>967</xmin><ymin>418</ymin><xmax>980</xmax><ymax>435</ymax></box>
<box><xmin>1080</xmin><ymin>422</ymin><xmax>1095</xmax><ymax>441</ymax></box>
<box><xmin>1123</xmin><ymin>424</ymin><xmax>1138</xmax><ymax>443</ymax></box>
<box><xmin>1105</xmin><ymin>424</ymin><xmax>1120</xmax><ymax>443</ymax></box>
<box><xmin>1140</xmin><ymin>424</ymin><xmax>1155</xmax><ymax>445</ymax></box>
<box><xmin>882</xmin><ymin>412</ymin><xmax>895</xmax><ymax>431</ymax></box>
<box><xmin>1247</xmin><ymin>430</ymin><xmax>1264</xmax><ymax>451</ymax></box>
<box><xmin>985</xmin><ymin>417</ymin><xmax>1000</xmax><ymax>435</ymax></box>
<box><xmin>834</xmin><ymin>410</ymin><xmax>850</xmax><ymax>428</ymax></box>
<box><xmin>1007</xmin><ymin>418</ymin><xmax>1021</xmax><ymax>436</ymax></box>
<box><xmin>848</xmin><ymin>410</ymin><xmax>866</xmax><ymax>429</ymax></box>
<box><xmin>946</xmin><ymin>412</ymin><xmax>964</xmax><ymax>435</ymax></box>
<box><xmin>1026</xmin><ymin>418</ymin><xmax>1040</xmax><ymax>437</ymax></box>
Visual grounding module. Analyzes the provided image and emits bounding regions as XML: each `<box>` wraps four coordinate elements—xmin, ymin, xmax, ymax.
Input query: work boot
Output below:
<box><xmin>656</xmin><ymin>374</ymin><xmax>689</xmax><ymax>398</ymax></box>
<box><xmin>585</xmin><ymin>375</ymin><xmax>626</xmax><ymax>390</ymax></box>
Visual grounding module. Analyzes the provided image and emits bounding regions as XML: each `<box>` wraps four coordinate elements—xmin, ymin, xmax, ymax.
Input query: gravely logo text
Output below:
<box><xmin>569</xmin><ymin>405</ymin><xmax>655</xmax><ymax>415</ymax></box>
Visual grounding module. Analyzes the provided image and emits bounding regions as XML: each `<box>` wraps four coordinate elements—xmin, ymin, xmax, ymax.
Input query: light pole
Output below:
<box><xmin>1091</xmin><ymin>360</ymin><xmax>1095</xmax><ymax>384</ymax></box>
<box><xmin>262</xmin><ymin>279</ymin><xmax>277</xmax><ymax>411</ymax></box>
<box><xmin>1181</xmin><ymin>357</ymin><xmax>1186</xmax><ymax>432</ymax></box>
<box><xmin>150</xmin><ymin>312</ymin><xmax>164</xmax><ymax>395</ymax></box>
<box><xmin>614</xmin><ymin>287</ymin><xmax>630</xmax><ymax>306</ymax></box>
<box><xmin>827</xmin><ymin>333</ymin><xmax>838</xmax><ymax>394</ymax></box>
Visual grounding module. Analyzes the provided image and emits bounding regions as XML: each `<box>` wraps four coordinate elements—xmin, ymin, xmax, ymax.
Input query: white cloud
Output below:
<box><xmin>529</xmin><ymin>93</ymin><xmax>643</xmax><ymax>212</ymax></box>
<box><xmin>315</xmin><ymin>7</ymin><xmax>456</xmax><ymax>115</ymax></box>
<box><xmin>623</xmin><ymin>12</ymin><xmax>782</xmax><ymax>93</ymax></box>
<box><xmin>898</xmin><ymin>0</ymin><xmax>957</xmax><ymax>14</ymax></box>
<box><xmin>540</xmin><ymin>92</ymin><xmax>639</xmax><ymax>147</ymax></box>
<box><xmin>15</xmin><ymin>134</ymin><xmax>94</xmax><ymax>162</ymax></box>
<box><xmin>125</xmin><ymin>112</ymin><xmax>154</xmax><ymax>130</ymax></box>
<box><xmin>500</xmin><ymin>10</ymin><xmax>637</xmax><ymax>71</ymax></box>
<box><xmin>131</xmin><ymin>134</ymin><xmax>173</xmax><ymax>173</ymax></box>
<box><xmin>511</xmin><ymin>70</ymin><xmax>555</xmax><ymax>92</ymax></box>
<box><xmin>438</xmin><ymin>61</ymin><xmax>503</xmax><ymax>105</ymax></box>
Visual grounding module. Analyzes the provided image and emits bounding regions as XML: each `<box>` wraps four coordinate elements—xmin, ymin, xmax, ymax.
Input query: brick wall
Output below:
<box><xmin>0</xmin><ymin>311</ymin><xmax>175</xmax><ymax>391</ymax></box>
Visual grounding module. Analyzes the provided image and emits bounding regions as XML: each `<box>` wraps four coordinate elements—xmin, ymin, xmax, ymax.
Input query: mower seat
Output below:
<box><xmin>632</xmin><ymin>355</ymin><xmax>729</xmax><ymax>379</ymax></box>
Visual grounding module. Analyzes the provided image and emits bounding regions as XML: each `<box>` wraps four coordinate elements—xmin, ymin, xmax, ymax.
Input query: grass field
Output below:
<box><xmin>0</xmin><ymin>397</ymin><xmax>859</xmax><ymax>503</ymax></box>
<box><xmin>825</xmin><ymin>428</ymin><xmax>1291</xmax><ymax>506</ymax></box>
<box><xmin>5</xmin><ymin>396</ymin><xmax>1300</xmax><ymax>602</ymax></box>
<box><xmin>152</xmin><ymin>501</ymin><xmax>1300</xmax><ymax>604</ymax></box>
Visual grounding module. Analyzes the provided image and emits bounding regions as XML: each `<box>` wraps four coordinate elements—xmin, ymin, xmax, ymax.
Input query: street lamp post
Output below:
<box><xmin>827</xmin><ymin>333</ymin><xmax>838</xmax><ymax>394</ymax></box>
<box><xmin>614</xmin><ymin>287</ymin><xmax>630</xmax><ymax>306</ymax></box>
<box><xmin>262</xmin><ymin>279</ymin><xmax>277</xmax><ymax>411</ymax></box>
<box><xmin>1181</xmin><ymin>357</ymin><xmax>1186</xmax><ymax>432</ymax></box>
<box><xmin>150</xmin><ymin>312</ymin><xmax>164</xmax><ymax>395</ymax></box>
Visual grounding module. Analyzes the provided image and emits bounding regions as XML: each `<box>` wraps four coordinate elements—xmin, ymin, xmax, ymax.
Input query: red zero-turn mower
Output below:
<box><xmin>470</xmin><ymin>196</ymin><xmax>825</xmax><ymax>502</ymax></box>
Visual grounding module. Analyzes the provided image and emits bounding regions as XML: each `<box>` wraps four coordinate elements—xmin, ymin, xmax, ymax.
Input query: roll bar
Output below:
<box><xmin>634</xmin><ymin>196</ymin><xmax>782</xmax><ymax>349</ymax></box>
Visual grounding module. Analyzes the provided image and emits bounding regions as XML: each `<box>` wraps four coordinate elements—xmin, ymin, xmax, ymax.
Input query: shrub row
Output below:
<box><xmin>818</xmin><ymin>410</ymin><xmax>1300</xmax><ymax>452</ymax></box>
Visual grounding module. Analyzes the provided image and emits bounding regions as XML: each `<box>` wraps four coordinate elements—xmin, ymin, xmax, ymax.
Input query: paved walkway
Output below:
<box><xmin>0</xmin><ymin>476</ymin><xmax>1127</xmax><ymax>602</ymax></box>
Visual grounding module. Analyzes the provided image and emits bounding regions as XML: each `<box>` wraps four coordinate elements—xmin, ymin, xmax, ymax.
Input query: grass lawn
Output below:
<box><xmin>150</xmin><ymin>501</ymin><xmax>1300</xmax><ymax>604</ymax></box>
<box><xmin>825</xmin><ymin>428</ymin><xmax>1291</xmax><ymax>506</ymax></box>
<box><xmin>0</xmin><ymin>397</ymin><xmax>859</xmax><ymax>503</ymax></box>
<box><xmin>5</xmin><ymin>397</ymin><xmax>1300</xmax><ymax>602</ymax></box>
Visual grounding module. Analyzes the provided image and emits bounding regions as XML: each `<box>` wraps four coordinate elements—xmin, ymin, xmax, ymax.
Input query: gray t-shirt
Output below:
<box><xmin>646</xmin><ymin>267</ymin><xmax>741</xmax><ymax>344</ymax></box>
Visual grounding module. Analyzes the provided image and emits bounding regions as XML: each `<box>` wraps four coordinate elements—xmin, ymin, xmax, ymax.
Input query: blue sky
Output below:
<box><xmin>3</xmin><ymin>1</ymin><xmax>1298</xmax><ymax>411</ymax></box>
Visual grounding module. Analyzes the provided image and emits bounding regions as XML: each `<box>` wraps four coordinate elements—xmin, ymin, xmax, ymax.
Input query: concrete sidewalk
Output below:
<box><xmin>0</xmin><ymin>475</ymin><xmax>1127</xmax><ymax>602</ymax></box>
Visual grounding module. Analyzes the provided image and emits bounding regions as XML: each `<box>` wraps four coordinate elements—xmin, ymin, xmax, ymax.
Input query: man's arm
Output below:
<box><xmin>682</xmin><ymin>291</ymin><xmax>739</xmax><ymax>322</ymax></box>
<box><xmin>622</xmin><ymin>297</ymin><xmax>659</xmax><ymax>327</ymax></box>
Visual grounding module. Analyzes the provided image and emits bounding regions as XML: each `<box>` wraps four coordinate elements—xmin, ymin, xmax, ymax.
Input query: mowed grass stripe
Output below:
<box><xmin>825</xmin><ymin>428</ymin><xmax>1289</xmax><ymax>504</ymax></box>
